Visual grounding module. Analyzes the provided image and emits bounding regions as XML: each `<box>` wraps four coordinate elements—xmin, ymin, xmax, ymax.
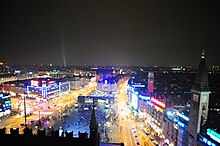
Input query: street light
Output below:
<box><xmin>23</xmin><ymin>92</ymin><xmax>27</xmax><ymax>127</ymax></box>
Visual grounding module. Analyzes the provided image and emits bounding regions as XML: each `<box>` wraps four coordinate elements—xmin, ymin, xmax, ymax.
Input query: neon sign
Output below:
<box><xmin>2</xmin><ymin>95</ymin><xmax>10</xmax><ymax>99</ymax></box>
<box><xmin>201</xmin><ymin>136</ymin><xmax>217</xmax><ymax>146</ymax></box>
<box><xmin>0</xmin><ymin>94</ymin><xmax>10</xmax><ymax>99</ymax></box>
<box><xmin>151</xmin><ymin>98</ymin><xmax>165</xmax><ymax>108</ymax></box>
<box><xmin>207</xmin><ymin>129</ymin><xmax>220</xmax><ymax>143</ymax></box>
<box><xmin>139</xmin><ymin>95</ymin><xmax>150</xmax><ymax>101</ymax></box>
<box><xmin>48</xmin><ymin>81</ymin><xmax>55</xmax><ymax>84</ymax></box>
<box><xmin>132</xmin><ymin>84</ymin><xmax>145</xmax><ymax>87</ymax></box>
<box><xmin>174</xmin><ymin>118</ymin><xmax>185</xmax><ymax>128</ymax></box>
<box><xmin>177</xmin><ymin>112</ymin><xmax>189</xmax><ymax>121</ymax></box>
<box><xmin>27</xmin><ymin>81</ymin><xmax>70</xmax><ymax>97</ymax></box>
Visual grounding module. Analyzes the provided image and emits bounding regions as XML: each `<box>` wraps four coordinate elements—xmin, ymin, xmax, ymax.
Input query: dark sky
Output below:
<box><xmin>0</xmin><ymin>0</ymin><xmax>219</xmax><ymax>67</ymax></box>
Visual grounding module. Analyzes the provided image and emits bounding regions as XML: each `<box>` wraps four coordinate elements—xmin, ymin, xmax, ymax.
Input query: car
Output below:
<box><xmin>148</xmin><ymin>135</ymin><xmax>154</xmax><ymax>140</ymax></box>
<box><xmin>84</xmin><ymin>107</ymin><xmax>89</xmax><ymax>110</ymax></box>
<box><xmin>133</xmin><ymin>133</ymin><xmax>138</xmax><ymax>138</ymax></box>
<box><xmin>152</xmin><ymin>140</ymin><xmax>160</xmax><ymax>146</ymax></box>
<box><xmin>20</xmin><ymin>123</ymin><xmax>25</xmax><ymax>127</ymax></box>
<box><xmin>131</xmin><ymin>127</ymin><xmax>136</xmax><ymax>133</ymax></box>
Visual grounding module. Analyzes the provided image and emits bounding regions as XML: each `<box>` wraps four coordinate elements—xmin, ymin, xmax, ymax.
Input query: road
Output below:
<box><xmin>0</xmin><ymin>83</ymin><xmax>96</xmax><ymax>134</ymax></box>
<box><xmin>108</xmin><ymin>77</ymin><xmax>155</xmax><ymax>146</ymax></box>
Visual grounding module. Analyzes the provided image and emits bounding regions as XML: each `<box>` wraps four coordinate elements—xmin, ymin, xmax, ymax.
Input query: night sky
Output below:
<box><xmin>0</xmin><ymin>0</ymin><xmax>219</xmax><ymax>66</ymax></box>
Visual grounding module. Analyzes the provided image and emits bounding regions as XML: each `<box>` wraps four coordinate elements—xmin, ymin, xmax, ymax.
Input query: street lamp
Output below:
<box><xmin>23</xmin><ymin>92</ymin><xmax>27</xmax><ymax>127</ymax></box>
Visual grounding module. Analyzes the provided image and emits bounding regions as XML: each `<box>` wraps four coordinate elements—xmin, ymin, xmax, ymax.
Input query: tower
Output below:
<box><xmin>89</xmin><ymin>102</ymin><xmax>100</xmax><ymax>146</ymax></box>
<box><xmin>148</xmin><ymin>72</ymin><xmax>154</xmax><ymax>94</ymax></box>
<box><xmin>187</xmin><ymin>50</ymin><xmax>211</xmax><ymax>145</ymax></box>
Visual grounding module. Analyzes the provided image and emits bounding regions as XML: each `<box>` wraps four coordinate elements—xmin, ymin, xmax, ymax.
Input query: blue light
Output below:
<box><xmin>174</xmin><ymin>118</ymin><xmax>185</xmax><ymax>128</ymax></box>
<box><xmin>27</xmin><ymin>85</ymin><xmax>43</xmax><ymax>97</ymax></box>
<box><xmin>46</xmin><ymin>83</ymin><xmax>59</xmax><ymax>96</ymax></box>
<box><xmin>27</xmin><ymin>81</ymin><xmax>70</xmax><ymax>97</ymax></box>
<box><xmin>167</xmin><ymin>111</ymin><xmax>172</xmax><ymax>116</ymax></box>
<box><xmin>202</xmin><ymin>137</ymin><xmax>217</xmax><ymax>146</ymax></box>
<box><xmin>0</xmin><ymin>94</ymin><xmax>10</xmax><ymax>99</ymax></box>
<box><xmin>132</xmin><ymin>84</ymin><xmax>145</xmax><ymax>87</ymax></box>
<box><xmin>203</xmin><ymin>137</ymin><xmax>208</xmax><ymax>143</ymax></box>
<box><xmin>139</xmin><ymin>95</ymin><xmax>150</xmax><ymax>101</ymax></box>
<box><xmin>177</xmin><ymin>112</ymin><xmax>189</xmax><ymax>121</ymax></box>
<box><xmin>2</xmin><ymin>95</ymin><xmax>10</xmax><ymax>99</ymax></box>
<box><xmin>207</xmin><ymin>141</ymin><xmax>212</xmax><ymax>146</ymax></box>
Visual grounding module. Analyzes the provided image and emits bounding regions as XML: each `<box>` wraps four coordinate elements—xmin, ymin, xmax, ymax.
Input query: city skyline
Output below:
<box><xmin>1</xmin><ymin>0</ymin><xmax>220</xmax><ymax>66</ymax></box>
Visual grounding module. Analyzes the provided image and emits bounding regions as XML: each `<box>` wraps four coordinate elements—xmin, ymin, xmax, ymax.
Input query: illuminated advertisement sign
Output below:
<box><xmin>0</xmin><ymin>93</ymin><xmax>11</xmax><ymax>111</ymax></box>
<box><xmin>132</xmin><ymin>93</ymin><xmax>138</xmax><ymax>110</ymax></box>
<box><xmin>151</xmin><ymin>98</ymin><xmax>165</xmax><ymax>108</ymax></box>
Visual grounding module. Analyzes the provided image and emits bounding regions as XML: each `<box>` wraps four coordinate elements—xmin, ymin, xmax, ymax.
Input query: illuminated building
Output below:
<box><xmin>127</xmin><ymin>84</ymin><xmax>147</xmax><ymax>112</ymax></box>
<box><xmin>163</xmin><ymin>109</ymin><xmax>178</xmax><ymax>146</ymax></box>
<box><xmin>97</xmin><ymin>78</ymin><xmax>118</xmax><ymax>93</ymax></box>
<box><xmin>127</xmin><ymin>81</ymin><xmax>152</xmax><ymax>117</ymax></box>
<box><xmin>27</xmin><ymin>79</ymin><xmax>70</xmax><ymax>98</ymax></box>
<box><xmin>162</xmin><ymin>104</ymin><xmax>190</xmax><ymax>146</ymax></box>
<box><xmin>187</xmin><ymin>51</ymin><xmax>211</xmax><ymax>145</ymax></box>
<box><xmin>187</xmin><ymin>51</ymin><xmax>220</xmax><ymax>146</ymax></box>
<box><xmin>146</xmin><ymin>97</ymin><xmax>165</xmax><ymax>137</ymax></box>
<box><xmin>148</xmin><ymin>72</ymin><xmax>154</xmax><ymax>94</ymax></box>
<box><xmin>69</xmin><ymin>76</ymin><xmax>95</xmax><ymax>90</ymax></box>
<box><xmin>131</xmin><ymin>92</ymin><xmax>139</xmax><ymax>111</ymax></box>
<box><xmin>0</xmin><ymin>93</ymin><xmax>11</xmax><ymax>117</ymax></box>
<box><xmin>138</xmin><ymin>93</ymin><xmax>151</xmax><ymax>112</ymax></box>
<box><xmin>160</xmin><ymin>51</ymin><xmax>220</xmax><ymax>146</ymax></box>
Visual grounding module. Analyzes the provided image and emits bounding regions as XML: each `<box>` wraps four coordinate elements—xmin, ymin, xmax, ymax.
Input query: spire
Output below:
<box><xmin>193</xmin><ymin>49</ymin><xmax>209</xmax><ymax>91</ymax></box>
<box><xmin>201</xmin><ymin>49</ymin><xmax>205</xmax><ymax>59</ymax></box>
<box><xmin>90</xmin><ymin>98</ymin><xmax>98</xmax><ymax>130</ymax></box>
